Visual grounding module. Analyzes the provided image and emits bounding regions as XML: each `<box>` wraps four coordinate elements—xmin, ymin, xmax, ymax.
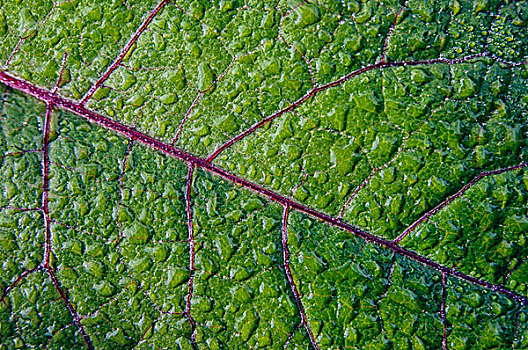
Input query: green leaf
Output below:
<box><xmin>1</xmin><ymin>1</ymin><xmax>528</xmax><ymax>349</ymax></box>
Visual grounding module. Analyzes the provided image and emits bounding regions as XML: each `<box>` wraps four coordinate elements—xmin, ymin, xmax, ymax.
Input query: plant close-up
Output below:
<box><xmin>0</xmin><ymin>0</ymin><xmax>527</xmax><ymax>349</ymax></box>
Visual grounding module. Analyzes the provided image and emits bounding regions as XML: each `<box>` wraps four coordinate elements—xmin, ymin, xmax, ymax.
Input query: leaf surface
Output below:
<box><xmin>0</xmin><ymin>1</ymin><xmax>528</xmax><ymax>349</ymax></box>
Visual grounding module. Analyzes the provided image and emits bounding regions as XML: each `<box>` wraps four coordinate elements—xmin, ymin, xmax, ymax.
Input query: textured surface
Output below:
<box><xmin>0</xmin><ymin>0</ymin><xmax>527</xmax><ymax>349</ymax></box>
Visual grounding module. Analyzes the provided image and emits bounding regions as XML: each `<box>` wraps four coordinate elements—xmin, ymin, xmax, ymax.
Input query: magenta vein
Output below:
<box><xmin>116</xmin><ymin>140</ymin><xmax>134</xmax><ymax>245</ymax></box>
<box><xmin>171</xmin><ymin>92</ymin><xmax>202</xmax><ymax>146</ymax></box>
<box><xmin>42</xmin><ymin>103</ymin><xmax>53</xmax><ymax>267</ymax></box>
<box><xmin>205</xmin><ymin>54</ymin><xmax>486</xmax><ymax>163</ymax></box>
<box><xmin>283</xmin><ymin>324</ymin><xmax>302</xmax><ymax>350</ymax></box>
<box><xmin>381</xmin><ymin>3</ymin><xmax>407</xmax><ymax>63</ymax></box>
<box><xmin>0</xmin><ymin>206</ymin><xmax>41</xmax><ymax>212</ymax></box>
<box><xmin>512</xmin><ymin>311</ymin><xmax>522</xmax><ymax>349</ymax></box>
<box><xmin>80</xmin><ymin>0</ymin><xmax>170</xmax><ymax>104</ymax></box>
<box><xmin>4</xmin><ymin>37</ymin><xmax>24</xmax><ymax>68</ymax></box>
<box><xmin>185</xmin><ymin>164</ymin><xmax>198</xmax><ymax>350</ymax></box>
<box><xmin>278</xmin><ymin>3</ymin><xmax>316</xmax><ymax>88</ymax></box>
<box><xmin>337</xmin><ymin>119</ymin><xmax>406</xmax><ymax>217</ymax></box>
<box><xmin>41</xmin><ymin>100</ymin><xmax>94</xmax><ymax>349</ymax></box>
<box><xmin>338</xmin><ymin>168</ymin><xmax>376</xmax><ymax>220</ymax></box>
<box><xmin>441</xmin><ymin>273</ymin><xmax>448</xmax><ymax>350</ymax></box>
<box><xmin>0</xmin><ymin>69</ymin><xmax>526</xmax><ymax>305</ymax></box>
<box><xmin>282</xmin><ymin>205</ymin><xmax>320</xmax><ymax>350</ymax></box>
<box><xmin>393</xmin><ymin>162</ymin><xmax>528</xmax><ymax>245</ymax></box>
<box><xmin>43</xmin><ymin>321</ymin><xmax>75</xmax><ymax>350</ymax></box>
<box><xmin>376</xmin><ymin>255</ymin><xmax>397</xmax><ymax>336</ymax></box>
<box><xmin>47</xmin><ymin>270</ymin><xmax>94</xmax><ymax>350</ymax></box>
<box><xmin>503</xmin><ymin>254</ymin><xmax>528</xmax><ymax>286</ymax></box>
<box><xmin>52</xmin><ymin>51</ymin><xmax>69</xmax><ymax>94</ymax></box>
<box><xmin>0</xmin><ymin>266</ymin><xmax>42</xmax><ymax>302</ymax></box>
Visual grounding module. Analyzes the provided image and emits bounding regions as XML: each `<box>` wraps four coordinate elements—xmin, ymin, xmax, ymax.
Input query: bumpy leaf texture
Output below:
<box><xmin>0</xmin><ymin>0</ymin><xmax>528</xmax><ymax>349</ymax></box>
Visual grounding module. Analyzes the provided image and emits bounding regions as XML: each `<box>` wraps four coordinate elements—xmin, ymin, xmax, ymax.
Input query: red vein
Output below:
<box><xmin>284</xmin><ymin>324</ymin><xmax>302</xmax><ymax>350</ymax></box>
<box><xmin>282</xmin><ymin>205</ymin><xmax>320</xmax><ymax>350</ymax></box>
<box><xmin>44</xmin><ymin>84</ymin><xmax>95</xmax><ymax>348</ymax></box>
<box><xmin>393</xmin><ymin>162</ymin><xmax>528</xmax><ymax>245</ymax></box>
<box><xmin>484</xmin><ymin>0</ymin><xmax>505</xmax><ymax>53</ymax></box>
<box><xmin>289</xmin><ymin>172</ymin><xmax>308</xmax><ymax>199</ymax></box>
<box><xmin>185</xmin><ymin>164</ymin><xmax>198</xmax><ymax>350</ymax></box>
<box><xmin>338</xmin><ymin>135</ymin><xmax>406</xmax><ymax>219</ymax></box>
<box><xmin>503</xmin><ymin>254</ymin><xmax>528</xmax><ymax>286</ymax></box>
<box><xmin>127</xmin><ymin>277</ymin><xmax>173</xmax><ymax>315</ymax></box>
<box><xmin>4</xmin><ymin>37</ymin><xmax>24</xmax><ymax>68</ymax></box>
<box><xmin>134</xmin><ymin>314</ymin><xmax>162</xmax><ymax>348</ymax></box>
<box><xmin>47</xmin><ymin>270</ymin><xmax>94</xmax><ymax>350</ymax></box>
<box><xmin>376</xmin><ymin>255</ymin><xmax>396</xmax><ymax>335</ymax></box>
<box><xmin>205</xmin><ymin>54</ymin><xmax>485</xmax><ymax>163</ymax></box>
<box><xmin>53</xmin><ymin>51</ymin><xmax>69</xmax><ymax>94</ymax></box>
<box><xmin>485</xmin><ymin>53</ymin><xmax>528</xmax><ymax>67</ymax></box>
<box><xmin>0</xmin><ymin>266</ymin><xmax>42</xmax><ymax>303</ymax></box>
<box><xmin>171</xmin><ymin>92</ymin><xmax>202</xmax><ymax>146</ymax></box>
<box><xmin>0</xmin><ymin>206</ymin><xmax>41</xmax><ymax>212</ymax></box>
<box><xmin>11</xmin><ymin>307</ymin><xmax>28</xmax><ymax>348</ymax></box>
<box><xmin>381</xmin><ymin>4</ymin><xmax>407</xmax><ymax>63</ymax></box>
<box><xmin>512</xmin><ymin>310</ymin><xmax>522</xmax><ymax>349</ymax></box>
<box><xmin>116</xmin><ymin>140</ymin><xmax>134</xmax><ymax>245</ymax></box>
<box><xmin>338</xmin><ymin>168</ymin><xmax>376</xmax><ymax>220</ymax></box>
<box><xmin>80</xmin><ymin>290</ymin><xmax>126</xmax><ymax>320</ymax></box>
<box><xmin>80</xmin><ymin>0</ymin><xmax>170</xmax><ymax>105</ymax></box>
<box><xmin>0</xmin><ymin>69</ymin><xmax>526</xmax><ymax>305</ymax></box>
<box><xmin>51</xmin><ymin>219</ymin><xmax>98</xmax><ymax>240</ymax></box>
<box><xmin>43</xmin><ymin>321</ymin><xmax>75</xmax><ymax>350</ymax></box>
<box><xmin>42</xmin><ymin>103</ymin><xmax>53</xmax><ymax>268</ymax></box>
<box><xmin>278</xmin><ymin>1</ymin><xmax>316</xmax><ymax>88</ymax></box>
<box><xmin>386</xmin><ymin>256</ymin><xmax>396</xmax><ymax>287</ymax></box>
<box><xmin>1</xmin><ymin>149</ymin><xmax>43</xmax><ymax>158</ymax></box>
<box><xmin>441</xmin><ymin>273</ymin><xmax>448</xmax><ymax>350</ymax></box>
<box><xmin>41</xmin><ymin>102</ymin><xmax>94</xmax><ymax>349</ymax></box>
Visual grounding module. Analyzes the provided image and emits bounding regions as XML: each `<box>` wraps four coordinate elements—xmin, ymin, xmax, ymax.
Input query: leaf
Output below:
<box><xmin>1</xmin><ymin>0</ymin><xmax>528</xmax><ymax>349</ymax></box>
